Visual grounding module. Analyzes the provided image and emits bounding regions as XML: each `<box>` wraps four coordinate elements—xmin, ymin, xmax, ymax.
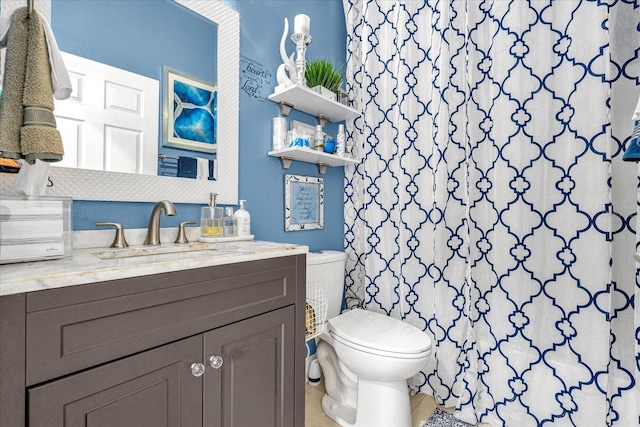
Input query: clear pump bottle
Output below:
<box><xmin>314</xmin><ymin>125</ymin><xmax>324</xmax><ymax>151</ymax></box>
<box><xmin>222</xmin><ymin>207</ymin><xmax>237</xmax><ymax>237</ymax></box>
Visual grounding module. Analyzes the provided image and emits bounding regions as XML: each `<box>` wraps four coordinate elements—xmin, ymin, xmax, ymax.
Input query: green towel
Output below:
<box><xmin>0</xmin><ymin>8</ymin><xmax>28</xmax><ymax>159</ymax></box>
<box><xmin>0</xmin><ymin>7</ymin><xmax>63</xmax><ymax>164</ymax></box>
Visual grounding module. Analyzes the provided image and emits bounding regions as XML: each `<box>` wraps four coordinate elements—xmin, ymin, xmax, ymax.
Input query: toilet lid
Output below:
<box><xmin>328</xmin><ymin>308</ymin><xmax>432</xmax><ymax>355</ymax></box>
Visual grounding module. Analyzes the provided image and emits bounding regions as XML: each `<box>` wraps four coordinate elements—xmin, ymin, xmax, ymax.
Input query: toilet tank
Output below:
<box><xmin>306</xmin><ymin>251</ymin><xmax>346</xmax><ymax>320</ymax></box>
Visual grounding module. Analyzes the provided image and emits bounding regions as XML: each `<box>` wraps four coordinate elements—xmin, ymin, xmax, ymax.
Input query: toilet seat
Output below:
<box><xmin>327</xmin><ymin>309</ymin><xmax>431</xmax><ymax>358</ymax></box>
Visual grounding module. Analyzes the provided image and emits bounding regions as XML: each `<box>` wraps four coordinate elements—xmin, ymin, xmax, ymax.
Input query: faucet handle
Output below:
<box><xmin>175</xmin><ymin>221</ymin><xmax>197</xmax><ymax>244</ymax></box>
<box><xmin>96</xmin><ymin>222</ymin><xmax>129</xmax><ymax>248</ymax></box>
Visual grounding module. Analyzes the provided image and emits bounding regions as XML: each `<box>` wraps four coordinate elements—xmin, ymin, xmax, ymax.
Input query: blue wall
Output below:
<box><xmin>52</xmin><ymin>0</ymin><xmax>217</xmax><ymax>82</ymax></box>
<box><xmin>54</xmin><ymin>0</ymin><xmax>347</xmax><ymax>252</ymax></box>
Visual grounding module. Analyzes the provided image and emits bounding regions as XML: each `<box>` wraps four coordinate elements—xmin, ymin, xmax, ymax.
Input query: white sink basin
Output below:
<box><xmin>93</xmin><ymin>242</ymin><xmax>222</xmax><ymax>260</ymax></box>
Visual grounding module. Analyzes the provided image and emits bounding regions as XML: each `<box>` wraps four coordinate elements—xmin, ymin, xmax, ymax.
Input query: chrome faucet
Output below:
<box><xmin>144</xmin><ymin>200</ymin><xmax>177</xmax><ymax>245</ymax></box>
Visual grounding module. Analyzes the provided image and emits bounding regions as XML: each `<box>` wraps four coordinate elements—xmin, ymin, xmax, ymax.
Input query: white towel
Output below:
<box><xmin>0</xmin><ymin>6</ymin><xmax>71</xmax><ymax>100</ymax></box>
<box><xmin>196</xmin><ymin>157</ymin><xmax>209</xmax><ymax>180</ymax></box>
<box><xmin>39</xmin><ymin>11</ymin><xmax>72</xmax><ymax>100</ymax></box>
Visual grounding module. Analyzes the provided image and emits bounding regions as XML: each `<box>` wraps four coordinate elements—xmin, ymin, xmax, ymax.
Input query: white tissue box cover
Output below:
<box><xmin>0</xmin><ymin>197</ymin><xmax>72</xmax><ymax>263</ymax></box>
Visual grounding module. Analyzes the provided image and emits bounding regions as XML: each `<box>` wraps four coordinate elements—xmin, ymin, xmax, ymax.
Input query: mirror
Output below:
<box><xmin>0</xmin><ymin>0</ymin><xmax>239</xmax><ymax>204</ymax></box>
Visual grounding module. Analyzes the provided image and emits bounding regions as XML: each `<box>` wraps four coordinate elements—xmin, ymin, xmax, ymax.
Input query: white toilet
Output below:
<box><xmin>307</xmin><ymin>251</ymin><xmax>432</xmax><ymax>427</ymax></box>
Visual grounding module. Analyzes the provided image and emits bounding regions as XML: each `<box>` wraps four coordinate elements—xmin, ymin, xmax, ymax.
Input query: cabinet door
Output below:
<box><xmin>28</xmin><ymin>336</ymin><xmax>203</xmax><ymax>427</ymax></box>
<box><xmin>204</xmin><ymin>306</ymin><xmax>295</xmax><ymax>427</ymax></box>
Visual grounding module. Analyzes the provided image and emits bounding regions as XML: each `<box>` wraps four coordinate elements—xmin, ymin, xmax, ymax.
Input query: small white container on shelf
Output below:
<box><xmin>272</xmin><ymin>117</ymin><xmax>287</xmax><ymax>150</ymax></box>
<box><xmin>335</xmin><ymin>124</ymin><xmax>346</xmax><ymax>157</ymax></box>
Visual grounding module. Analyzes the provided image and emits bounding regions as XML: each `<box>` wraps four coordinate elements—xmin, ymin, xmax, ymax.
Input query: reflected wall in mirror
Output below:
<box><xmin>0</xmin><ymin>0</ymin><xmax>239</xmax><ymax>204</ymax></box>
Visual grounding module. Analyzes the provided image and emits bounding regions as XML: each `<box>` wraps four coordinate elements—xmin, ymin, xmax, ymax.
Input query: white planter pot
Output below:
<box><xmin>311</xmin><ymin>85</ymin><xmax>337</xmax><ymax>101</ymax></box>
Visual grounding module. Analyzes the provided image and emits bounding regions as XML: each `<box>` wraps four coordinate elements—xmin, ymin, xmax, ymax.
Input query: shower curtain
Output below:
<box><xmin>342</xmin><ymin>1</ymin><xmax>639</xmax><ymax>426</ymax></box>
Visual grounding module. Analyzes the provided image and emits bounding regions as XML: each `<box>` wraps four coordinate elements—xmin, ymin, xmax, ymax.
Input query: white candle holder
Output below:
<box><xmin>291</xmin><ymin>32</ymin><xmax>312</xmax><ymax>86</ymax></box>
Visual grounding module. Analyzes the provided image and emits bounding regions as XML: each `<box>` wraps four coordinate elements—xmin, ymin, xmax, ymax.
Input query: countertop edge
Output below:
<box><xmin>0</xmin><ymin>241</ymin><xmax>309</xmax><ymax>296</ymax></box>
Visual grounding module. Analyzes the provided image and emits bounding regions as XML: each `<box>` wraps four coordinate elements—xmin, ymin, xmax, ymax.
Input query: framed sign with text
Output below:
<box><xmin>284</xmin><ymin>174</ymin><xmax>324</xmax><ymax>231</ymax></box>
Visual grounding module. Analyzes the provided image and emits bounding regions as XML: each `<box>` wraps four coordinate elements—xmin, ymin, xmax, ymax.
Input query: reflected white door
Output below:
<box><xmin>54</xmin><ymin>52</ymin><xmax>159</xmax><ymax>175</ymax></box>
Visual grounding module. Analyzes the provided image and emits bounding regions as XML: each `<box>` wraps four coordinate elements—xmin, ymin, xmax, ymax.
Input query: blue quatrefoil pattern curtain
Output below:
<box><xmin>342</xmin><ymin>1</ymin><xmax>639</xmax><ymax>425</ymax></box>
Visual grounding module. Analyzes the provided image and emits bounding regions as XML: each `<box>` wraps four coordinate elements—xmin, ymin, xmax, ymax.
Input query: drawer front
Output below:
<box><xmin>26</xmin><ymin>256</ymin><xmax>301</xmax><ymax>386</ymax></box>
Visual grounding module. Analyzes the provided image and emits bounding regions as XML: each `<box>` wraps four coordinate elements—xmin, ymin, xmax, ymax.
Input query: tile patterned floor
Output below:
<box><xmin>304</xmin><ymin>381</ymin><xmax>455</xmax><ymax>427</ymax></box>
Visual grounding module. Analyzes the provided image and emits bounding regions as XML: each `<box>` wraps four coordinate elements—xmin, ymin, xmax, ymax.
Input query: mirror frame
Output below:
<box><xmin>0</xmin><ymin>0</ymin><xmax>239</xmax><ymax>205</ymax></box>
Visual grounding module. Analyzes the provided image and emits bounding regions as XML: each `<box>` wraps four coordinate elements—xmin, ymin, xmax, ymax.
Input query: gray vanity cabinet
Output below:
<box><xmin>0</xmin><ymin>254</ymin><xmax>306</xmax><ymax>427</ymax></box>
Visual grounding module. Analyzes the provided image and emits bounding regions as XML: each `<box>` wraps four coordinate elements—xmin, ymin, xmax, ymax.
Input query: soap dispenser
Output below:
<box><xmin>234</xmin><ymin>200</ymin><xmax>251</xmax><ymax>237</ymax></box>
<box><xmin>200</xmin><ymin>193</ymin><xmax>223</xmax><ymax>239</ymax></box>
<box><xmin>222</xmin><ymin>207</ymin><xmax>237</xmax><ymax>237</ymax></box>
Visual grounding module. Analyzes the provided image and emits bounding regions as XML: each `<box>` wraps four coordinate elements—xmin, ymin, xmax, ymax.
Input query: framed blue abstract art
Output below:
<box><xmin>284</xmin><ymin>174</ymin><xmax>324</xmax><ymax>231</ymax></box>
<box><xmin>162</xmin><ymin>67</ymin><xmax>217</xmax><ymax>153</ymax></box>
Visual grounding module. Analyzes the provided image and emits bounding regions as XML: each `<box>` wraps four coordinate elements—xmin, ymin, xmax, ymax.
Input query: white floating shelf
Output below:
<box><xmin>268</xmin><ymin>148</ymin><xmax>358</xmax><ymax>174</ymax></box>
<box><xmin>268</xmin><ymin>85</ymin><xmax>360</xmax><ymax>122</ymax></box>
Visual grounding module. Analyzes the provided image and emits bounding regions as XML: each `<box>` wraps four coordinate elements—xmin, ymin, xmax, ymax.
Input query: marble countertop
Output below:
<box><xmin>0</xmin><ymin>240</ymin><xmax>308</xmax><ymax>296</ymax></box>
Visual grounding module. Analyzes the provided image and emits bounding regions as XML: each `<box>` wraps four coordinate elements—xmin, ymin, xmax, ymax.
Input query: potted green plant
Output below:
<box><xmin>305</xmin><ymin>58</ymin><xmax>343</xmax><ymax>101</ymax></box>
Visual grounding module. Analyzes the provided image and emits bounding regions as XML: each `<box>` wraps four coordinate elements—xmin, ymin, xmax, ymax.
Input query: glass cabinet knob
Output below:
<box><xmin>191</xmin><ymin>362</ymin><xmax>206</xmax><ymax>377</ymax></box>
<box><xmin>210</xmin><ymin>355</ymin><xmax>224</xmax><ymax>369</ymax></box>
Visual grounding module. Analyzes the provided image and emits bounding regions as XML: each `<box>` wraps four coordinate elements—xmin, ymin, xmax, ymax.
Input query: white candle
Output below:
<box><xmin>294</xmin><ymin>14</ymin><xmax>310</xmax><ymax>34</ymax></box>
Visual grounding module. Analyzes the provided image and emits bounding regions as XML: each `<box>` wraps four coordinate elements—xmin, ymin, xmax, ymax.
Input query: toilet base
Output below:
<box><xmin>322</xmin><ymin>378</ymin><xmax>411</xmax><ymax>427</ymax></box>
<box><xmin>322</xmin><ymin>393</ymin><xmax>357</xmax><ymax>426</ymax></box>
